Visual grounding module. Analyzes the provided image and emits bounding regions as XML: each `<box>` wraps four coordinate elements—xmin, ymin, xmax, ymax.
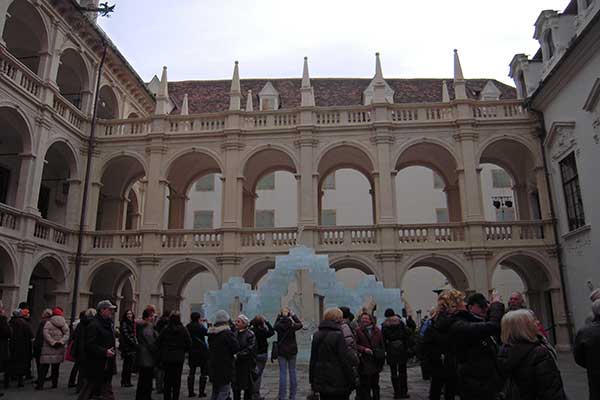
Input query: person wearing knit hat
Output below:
<box><xmin>208</xmin><ymin>310</ymin><xmax>239</xmax><ymax>400</ymax></box>
<box><xmin>6</xmin><ymin>307</ymin><xmax>33</xmax><ymax>389</ymax></box>
<box><xmin>233</xmin><ymin>314</ymin><xmax>256</xmax><ymax>400</ymax></box>
<box><xmin>52</xmin><ymin>307</ymin><xmax>64</xmax><ymax>317</ymax></box>
<box><xmin>37</xmin><ymin>305</ymin><xmax>69</xmax><ymax>390</ymax></box>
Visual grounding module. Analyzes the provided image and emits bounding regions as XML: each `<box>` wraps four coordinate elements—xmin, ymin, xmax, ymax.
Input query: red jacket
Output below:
<box><xmin>355</xmin><ymin>324</ymin><xmax>384</xmax><ymax>375</ymax></box>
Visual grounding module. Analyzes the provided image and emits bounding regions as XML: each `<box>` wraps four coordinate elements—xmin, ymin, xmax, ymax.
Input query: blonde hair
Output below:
<box><xmin>501</xmin><ymin>310</ymin><xmax>539</xmax><ymax>344</ymax></box>
<box><xmin>85</xmin><ymin>308</ymin><xmax>97</xmax><ymax>318</ymax></box>
<box><xmin>437</xmin><ymin>289</ymin><xmax>465</xmax><ymax>314</ymax></box>
<box><xmin>41</xmin><ymin>308</ymin><xmax>53</xmax><ymax>319</ymax></box>
<box><xmin>323</xmin><ymin>307</ymin><xmax>343</xmax><ymax>322</ymax></box>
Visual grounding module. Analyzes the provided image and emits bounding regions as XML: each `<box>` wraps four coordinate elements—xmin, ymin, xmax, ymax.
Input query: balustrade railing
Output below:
<box><xmin>318</xmin><ymin>226</ymin><xmax>377</xmax><ymax>247</ymax></box>
<box><xmin>243</xmin><ymin>112</ymin><xmax>299</xmax><ymax>130</ymax></box>
<box><xmin>0</xmin><ymin>204</ymin><xmax>19</xmax><ymax>231</ymax></box>
<box><xmin>484</xmin><ymin>221</ymin><xmax>546</xmax><ymax>241</ymax></box>
<box><xmin>91</xmin><ymin>232</ymin><xmax>144</xmax><ymax>249</ymax></box>
<box><xmin>169</xmin><ymin>116</ymin><xmax>225</xmax><ymax>133</ymax></box>
<box><xmin>473</xmin><ymin>102</ymin><xmax>526</xmax><ymax>120</ymax></box>
<box><xmin>0</xmin><ymin>47</ymin><xmax>42</xmax><ymax>99</ymax></box>
<box><xmin>101</xmin><ymin>119</ymin><xmax>149</xmax><ymax>136</ymax></box>
<box><xmin>53</xmin><ymin>94</ymin><xmax>84</xmax><ymax>130</ymax></box>
<box><xmin>33</xmin><ymin>219</ymin><xmax>70</xmax><ymax>246</ymax></box>
<box><xmin>397</xmin><ymin>223</ymin><xmax>465</xmax><ymax>244</ymax></box>
<box><xmin>160</xmin><ymin>231</ymin><xmax>222</xmax><ymax>249</ymax></box>
<box><xmin>241</xmin><ymin>228</ymin><xmax>297</xmax><ymax>248</ymax></box>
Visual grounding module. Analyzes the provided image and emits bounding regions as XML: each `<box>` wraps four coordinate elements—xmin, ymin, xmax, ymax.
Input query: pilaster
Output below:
<box><xmin>375</xmin><ymin>252</ymin><xmax>403</xmax><ymax>289</ymax></box>
<box><xmin>295</xmin><ymin>132</ymin><xmax>319</xmax><ymax>229</ymax></box>
<box><xmin>142</xmin><ymin>141</ymin><xmax>167</xmax><ymax>229</ymax></box>
<box><xmin>370</xmin><ymin>129</ymin><xmax>395</xmax><ymax>225</ymax></box>
<box><xmin>136</xmin><ymin>256</ymin><xmax>161</xmax><ymax>312</ymax></box>
<box><xmin>217</xmin><ymin>255</ymin><xmax>242</xmax><ymax>287</ymax></box>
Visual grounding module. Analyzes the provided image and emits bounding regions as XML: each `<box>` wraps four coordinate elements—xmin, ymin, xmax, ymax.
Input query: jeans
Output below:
<box><xmin>389</xmin><ymin>362</ymin><xmax>408</xmax><ymax>396</ymax></box>
<box><xmin>253</xmin><ymin>353</ymin><xmax>268</xmax><ymax>399</ymax></box>
<box><xmin>37</xmin><ymin>363</ymin><xmax>60</xmax><ymax>388</ymax></box>
<box><xmin>358</xmin><ymin>374</ymin><xmax>380</xmax><ymax>400</ymax></box>
<box><xmin>69</xmin><ymin>362</ymin><xmax>80</xmax><ymax>386</ymax></box>
<box><xmin>278</xmin><ymin>355</ymin><xmax>297</xmax><ymax>400</ymax></box>
<box><xmin>163</xmin><ymin>362</ymin><xmax>184</xmax><ymax>400</ymax></box>
<box><xmin>211</xmin><ymin>383</ymin><xmax>231</xmax><ymax>400</ymax></box>
<box><xmin>135</xmin><ymin>367</ymin><xmax>154</xmax><ymax>400</ymax></box>
<box><xmin>121</xmin><ymin>353</ymin><xmax>134</xmax><ymax>385</ymax></box>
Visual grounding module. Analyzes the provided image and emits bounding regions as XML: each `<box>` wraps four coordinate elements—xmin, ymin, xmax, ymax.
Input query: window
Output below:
<box><xmin>518</xmin><ymin>72</ymin><xmax>527</xmax><ymax>98</ymax></box>
<box><xmin>256</xmin><ymin>173</ymin><xmax>275</xmax><ymax>190</ymax></box>
<box><xmin>492</xmin><ymin>169</ymin><xmax>512</xmax><ymax>188</ymax></box>
<box><xmin>433</xmin><ymin>173</ymin><xmax>445</xmax><ymax>189</ymax></box>
<box><xmin>321</xmin><ymin>209</ymin><xmax>337</xmax><ymax>226</ymax></box>
<box><xmin>0</xmin><ymin>166</ymin><xmax>10</xmax><ymax>204</ymax></box>
<box><xmin>436</xmin><ymin>208</ymin><xmax>449</xmax><ymax>223</ymax></box>
<box><xmin>255</xmin><ymin>210</ymin><xmax>275</xmax><ymax>228</ymax></box>
<box><xmin>193</xmin><ymin>211</ymin><xmax>213</xmax><ymax>229</ymax></box>
<box><xmin>195</xmin><ymin>175</ymin><xmax>214</xmax><ymax>192</ymax></box>
<box><xmin>495</xmin><ymin>207</ymin><xmax>515</xmax><ymax>222</ymax></box>
<box><xmin>545</xmin><ymin>30</ymin><xmax>555</xmax><ymax>59</ymax></box>
<box><xmin>323</xmin><ymin>174</ymin><xmax>336</xmax><ymax>190</ymax></box>
<box><xmin>560</xmin><ymin>153</ymin><xmax>586</xmax><ymax>231</ymax></box>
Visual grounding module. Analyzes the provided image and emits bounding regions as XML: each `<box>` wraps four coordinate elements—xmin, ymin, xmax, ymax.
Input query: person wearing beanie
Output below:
<box><xmin>382</xmin><ymin>308</ymin><xmax>410</xmax><ymax>398</ymax></box>
<box><xmin>250</xmin><ymin>315</ymin><xmax>275</xmax><ymax>400</ymax></box>
<box><xmin>5</xmin><ymin>308</ymin><xmax>33</xmax><ymax>389</ymax></box>
<box><xmin>338</xmin><ymin>306</ymin><xmax>359</xmax><ymax>385</ymax></box>
<box><xmin>208</xmin><ymin>310</ymin><xmax>239</xmax><ymax>400</ymax></box>
<box><xmin>33</xmin><ymin>309</ymin><xmax>53</xmax><ymax>385</ymax></box>
<box><xmin>37</xmin><ymin>306</ymin><xmax>69</xmax><ymax>390</ymax></box>
<box><xmin>156</xmin><ymin>311</ymin><xmax>191</xmax><ymax>400</ymax></box>
<box><xmin>233</xmin><ymin>314</ymin><xmax>256</xmax><ymax>400</ymax></box>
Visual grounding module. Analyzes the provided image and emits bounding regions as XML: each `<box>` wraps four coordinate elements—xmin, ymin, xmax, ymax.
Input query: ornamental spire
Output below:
<box><xmin>301</xmin><ymin>57</ymin><xmax>315</xmax><ymax>107</ymax></box>
<box><xmin>442</xmin><ymin>80</ymin><xmax>450</xmax><ymax>102</ymax></box>
<box><xmin>229</xmin><ymin>61</ymin><xmax>241</xmax><ymax>111</ymax></box>
<box><xmin>180</xmin><ymin>93</ymin><xmax>189</xmax><ymax>115</ymax></box>
<box><xmin>246</xmin><ymin>90</ymin><xmax>253</xmax><ymax>111</ymax></box>
<box><xmin>155</xmin><ymin>66</ymin><xmax>170</xmax><ymax>115</ymax></box>
<box><xmin>453</xmin><ymin>49</ymin><xmax>467</xmax><ymax>100</ymax></box>
<box><xmin>374</xmin><ymin>52</ymin><xmax>384</xmax><ymax>81</ymax></box>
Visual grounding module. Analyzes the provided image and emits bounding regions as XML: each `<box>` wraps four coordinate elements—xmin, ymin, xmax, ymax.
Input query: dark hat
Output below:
<box><xmin>467</xmin><ymin>293</ymin><xmax>489</xmax><ymax>308</ymax></box>
<box><xmin>339</xmin><ymin>306</ymin><xmax>354</xmax><ymax>321</ymax></box>
<box><xmin>384</xmin><ymin>308</ymin><xmax>396</xmax><ymax>318</ymax></box>
<box><xmin>96</xmin><ymin>300</ymin><xmax>117</xmax><ymax>311</ymax></box>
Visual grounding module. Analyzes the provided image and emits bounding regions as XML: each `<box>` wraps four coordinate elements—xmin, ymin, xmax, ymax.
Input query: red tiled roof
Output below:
<box><xmin>168</xmin><ymin>78</ymin><xmax>517</xmax><ymax>114</ymax></box>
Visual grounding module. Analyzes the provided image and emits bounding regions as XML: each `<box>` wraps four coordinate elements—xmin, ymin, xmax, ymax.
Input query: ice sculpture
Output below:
<box><xmin>204</xmin><ymin>246</ymin><xmax>403</xmax><ymax>324</ymax></box>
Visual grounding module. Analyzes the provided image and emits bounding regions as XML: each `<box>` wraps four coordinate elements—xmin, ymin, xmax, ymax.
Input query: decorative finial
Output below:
<box><xmin>246</xmin><ymin>90</ymin><xmax>253</xmax><ymax>112</ymax></box>
<box><xmin>442</xmin><ymin>80</ymin><xmax>450</xmax><ymax>103</ymax></box>
<box><xmin>181</xmin><ymin>93</ymin><xmax>189</xmax><ymax>115</ymax></box>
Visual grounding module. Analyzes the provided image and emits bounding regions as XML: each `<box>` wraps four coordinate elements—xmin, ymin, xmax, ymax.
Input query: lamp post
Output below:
<box><xmin>69</xmin><ymin>3</ymin><xmax>114</xmax><ymax>325</ymax></box>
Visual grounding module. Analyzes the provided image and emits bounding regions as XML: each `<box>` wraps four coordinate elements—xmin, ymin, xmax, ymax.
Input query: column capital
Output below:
<box><xmin>17</xmin><ymin>241</ymin><xmax>37</xmax><ymax>254</ymax></box>
<box><xmin>294</xmin><ymin>138</ymin><xmax>319</xmax><ymax>148</ymax></box>
<box><xmin>145</xmin><ymin>144</ymin><xmax>167</xmax><ymax>154</ymax></box>
<box><xmin>136</xmin><ymin>256</ymin><xmax>161</xmax><ymax>266</ymax></box>
<box><xmin>216</xmin><ymin>255</ymin><xmax>242</xmax><ymax>266</ymax></box>
<box><xmin>374</xmin><ymin>252</ymin><xmax>402</xmax><ymax>262</ymax></box>
<box><xmin>464</xmin><ymin>249</ymin><xmax>492</xmax><ymax>260</ymax></box>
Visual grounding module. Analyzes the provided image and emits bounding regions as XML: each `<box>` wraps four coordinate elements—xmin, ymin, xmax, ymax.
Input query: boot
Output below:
<box><xmin>198</xmin><ymin>376</ymin><xmax>208</xmax><ymax>397</ymax></box>
<box><xmin>187</xmin><ymin>373</ymin><xmax>196</xmax><ymax>397</ymax></box>
<box><xmin>391</xmin><ymin>377</ymin><xmax>400</xmax><ymax>399</ymax></box>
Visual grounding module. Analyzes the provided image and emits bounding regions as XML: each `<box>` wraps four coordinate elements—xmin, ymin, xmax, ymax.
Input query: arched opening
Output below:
<box><xmin>0</xmin><ymin>106</ymin><xmax>31</xmax><ymax>207</ymax></box>
<box><xmin>97</xmin><ymin>85</ymin><xmax>119</xmax><ymax>120</ymax></box>
<box><xmin>479</xmin><ymin>139</ymin><xmax>538</xmax><ymax>221</ymax></box>
<box><xmin>127</xmin><ymin>112</ymin><xmax>139</xmax><ymax>119</ymax></box>
<box><xmin>2</xmin><ymin>0</ymin><xmax>48</xmax><ymax>76</ymax></box>
<box><xmin>402</xmin><ymin>266</ymin><xmax>450</xmax><ymax>321</ymax></box>
<box><xmin>96</xmin><ymin>156</ymin><xmax>146</xmax><ymax>230</ymax></box>
<box><xmin>241</xmin><ymin>148</ymin><xmax>298</xmax><ymax>228</ymax></box>
<box><xmin>395</xmin><ymin>143</ymin><xmax>461</xmax><ymax>222</ymax></box>
<box><xmin>491</xmin><ymin>253</ymin><xmax>555</xmax><ymax>342</ymax></box>
<box><xmin>0</xmin><ymin>245</ymin><xmax>15</xmax><ymax>309</ymax></box>
<box><xmin>184</xmin><ymin>173</ymin><xmax>223</xmax><ymax>229</ymax></box>
<box><xmin>395</xmin><ymin>166</ymin><xmax>449</xmax><ymax>224</ymax></box>
<box><xmin>243</xmin><ymin>260</ymin><xmax>275</xmax><ymax>290</ymax></box>
<box><xmin>28</xmin><ymin>256</ymin><xmax>65</xmax><ymax>326</ymax></box>
<box><xmin>124</xmin><ymin>184</ymin><xmax>143</xmax><ymax>230</ymax></box>
<box><xmin>479</xmin><ymin>163</ymin><xmax>518</xmax><ymax>222</ymax></box>
<box><xmin>402</xmin><ymin>256</ymin><xmax>470</xmax><ymax>321</ymax></box>
<box><xmin>318</xmin><ymin>145</ymin><xmax>375</xmax><ymax>225</ymax></box>
<box><xmin>56</xmin><ymin>49</ymin><xmax>90</xmax><ymax>110</ymax></box>
<box><xmin>333</xmin><ymin>264</ymin><xmax>373</xmax><ymax>289</ymax></box>
<box><xmin>166</xmin><ymin>151</ymin><xmax>222</xmax><ymax>229</ymax></box>
<box><xmin>88</xmin><ymin>261</ymin><xmax>135</xmax><ymax>312</ymax></box>
<box><xmin>160</xmin><ymin>261</ymin><xmax>219</xmax><ymax>321</ymax></box>
<box><xmin>38</xmin><ymin>141</ymin><xmax>77</xmax><ymax>225</ymax></box>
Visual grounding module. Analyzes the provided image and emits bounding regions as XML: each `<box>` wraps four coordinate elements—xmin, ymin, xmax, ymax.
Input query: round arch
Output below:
<box><xmin>329</xmin><ymin>255</ymin><xmax>380</xmax><ymax>278</ymax></box>
<box><xmin>490</xmin><ymin>250</ymin><xmax>556</xmax><ymax>291</ymax></box>
<box><xmin>0</xmin><ymin>240</ymin><xmax>17</xmax><ymax>285</ymax></box>
<box><xmin>86</xmin><ymin>259</ymin><xmax>138</xmax><ymax>310</ymax></box>
<box><xmin>56</xmin><ymin>48</ymin><xmax>92</xmax><ymax>110</ymax></box>
<box><xmin>240</xmin><ymin>145</ymin><xmax>299</xmax><ymax>190</ymax></box>
<box><xmin>28</xmin><ymin>254</ymin><xmax>68</xmax><ymax>323</ymax></box>
<box><xmin>97</xmin><ymin>85</ymin><xmax>120</xmax><ymax>119</ymax></box>
<box><xmin>401</xmin><ymin>254</ymin><xmax>471</xmax><ymax>291</ymax></box>
<box><xmin>394</xmin><ymin>140</ymin><xmax>460</xmax><ymax>188</ymax></box>
<box><xmin>241</xmin><ymin>258</ymin><xmax>276</xmax><ymax>289</ymax></box>
<box><xmin>96</xmin><ymin>154</ymin><xmax>147</xmax><ymax>230</ymax></box>
<box><xmin>3</xmin><ymin>0</ymin><xmax>50</xmax><ymax>75</ymax></box>
<box><xmin>316</xmin><ymin>141</ymin><xmax>376</xmax><ymax>181</ymax></box>
<box><xmin>30</xmin><ymin>252</ymin><xmax>68</xmax><ymax>286</ymax></box>
<box><xmin>0</xmin><ymin>104</ymin><xmax>34</xmax><ymax>152</ymax></box>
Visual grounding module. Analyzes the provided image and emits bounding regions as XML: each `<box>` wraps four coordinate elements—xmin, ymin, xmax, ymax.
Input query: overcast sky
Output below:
<box><xmin>98</xmin><ymin>0</ymin><xmax>568</xmax><ymax>85</ymax></box>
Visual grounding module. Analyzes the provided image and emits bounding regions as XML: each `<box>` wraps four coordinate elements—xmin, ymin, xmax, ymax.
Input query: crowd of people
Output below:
<box><xmin>0</xmin><ymin>288</ymin><xmax>597</xmax><ymax>400</ymax></box>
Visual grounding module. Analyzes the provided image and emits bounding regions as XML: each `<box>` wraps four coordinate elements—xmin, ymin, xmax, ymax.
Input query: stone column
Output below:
<box><xmin>455</xmin><ymin>130</ymin><xmax>484</xmax><ymax>221</ymax></box>
<box><xmin>296</xmin><ymin>131</ymin><xmax>318</xmax><ymax>245</ymax></box>
<box><xmin>371</xmin><ymin>131</ymin><xmax>396</xmax><ymax>225</ymax></box>
<box><xmin>241</xmin><ymin>190</ymin><xmax>256</xmax><ymax>228</ymax></box>
<box><xmin>167</xmin><ymin>193</ymin><xmax>187</xmax><ymax>229</ymax></box>
<box><xmin>549</xmin><ymin>287</ymin><xmax>570</xmax><ymax>351</ymax></box>
<box><xmin>534</xmin><ymin>166</ymin><xmax>552</xmax><ymax>220</ymax></box>
<box><xmin>136</xmin><ymin>256</ymin><xmax>160</xmax><ymax>311</ymax></box>
<box><xmin>16</xmin><ymin>242</ymin><xmax>36</xmax><ymax>302</ymax></box>
<box><xmin>377</xmin><ymin>253</ymin><xmax>402</xmax><ymax>289</ymax></box>
<box><xmin>217</xmin><ymin>256</ymin><xmax>242</xmax><ymax>287</ymax></box>
<box><xmin>445</xmin><ymin>184</ymin><xmax>461</xmax><ymax>222</ymax></box>
<box><xmin>14</xmin><ymin>153</ymin><xmax>36</xmax><ymax>211</ymax></box>
<box><xmin>513</xmin><ymin>184</ymin><xmax>531</xmax><ymax>220</ymax></box>
<box><xmin>98</xmin><ymin>195</ymin><xmax>122</xmax><ymax>230</ymax></box>
<box><xmin>65</xmin><ymin>178</ymin><xmax>82</xmax><ymax>229</ymax></box>
<box><xmin>221</xmin><ymin>124</ymin><xmax>244</xmax><ymax>253</ymax></box>
<box><xmin>142</xmin><ymin>140</ymin><xmax>167</xmax><ymax>229</ymax></box>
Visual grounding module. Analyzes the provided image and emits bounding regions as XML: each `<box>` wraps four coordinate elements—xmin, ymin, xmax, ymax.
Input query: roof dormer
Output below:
<box><xmin>509</xmin><ymin>54</ymin><xmax>543</xmax><ymax>99</ymax></box>
<box><xmin>363</xmin><ymin>53</ymin><xmax>394</xmax><ymax>105</ymax></box>
<box><xmin>534</xmin><ymin>9</ymin><xmax>576</xmax><ymax>74</ymax></box>
<box><xmin>480</xmin><ymin>81</ymin><xmax>502</xmax><ymax>101</ymax></box>
<box><xmin>259</xmin><ymin>82</ymin><xmax>279</xmax><ymax>111</ymax></box>
<box><xmin>576</xmin><ymin>0</ymin><xmax>599</xmax><ymax>33</ymax></box>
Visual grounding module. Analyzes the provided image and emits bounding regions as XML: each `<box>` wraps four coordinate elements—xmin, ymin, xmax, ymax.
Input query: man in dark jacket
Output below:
<box><xmin>574</xmin><ymin>299</ymin><xmax>600</xmax><ymax>400</ymax></box>
<box><xmin>382</xmin><ymin>309</ymin><xmax>410</xmax><ymax>399</ymax></box>
<box><xmin>77</xmin><ymin>300</ymin><xmax>117</xmax><ymax>400</ymax></box>
<box><xmin>309</xmin><ymin>308</ymin><xmax>356</xmax><ymax>400</ymax></box>
<box><xmin>0</xmin><ymin>303</ymin><xmax>10</xmax><ymax>397</ymax></box>
<box><xmin>448</xmin><ymin>292</ymin><xmax>504</xmax><ymax>400</ymax></box>
<box><xmin>208</xmin><ymin>310</ymin><xmax>240</xmax><ymax>400</ymax></box>
<box><xmin>156</xmin><ymin>311</ymin><xmax>191</xmax><ymax>400</ymax></box>
<box><xmin>135</xmin><ymin>309</ymin><xmax>158</xmax><ymax>400</ymax></box>
<box><xmin>274</xmin><ymin>308</ymin><xmax>303</xmax><ymax>400</ymax></box>
<box><xmin>187</xmin><ymin>312</ymin><xmax>209</xmax><ymax>398</ymax></box>
<box><xmin>6</xmin><ymin>309</ymin><xmax>33</xmax><ymax>388</ymax></box>
<box><xmin>233</xmin><ymin>314</ymin><xmax>256</xmax><ymax>400</ymax></box>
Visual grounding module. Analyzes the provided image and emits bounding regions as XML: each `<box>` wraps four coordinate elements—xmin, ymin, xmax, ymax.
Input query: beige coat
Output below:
<box><xmin>40</xmin><ymin>315</ymin><xmax>70</xmax><ymax>364</ymax></box>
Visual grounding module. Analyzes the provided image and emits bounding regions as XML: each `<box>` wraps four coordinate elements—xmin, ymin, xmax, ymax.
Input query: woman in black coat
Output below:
<box><xmin>119</xmin><ymin>309</ymin><xmax>137</xmax><ymax>388</ymax></box>
<box><xmin>497</xmin><ymin>310</ymin><xmax>567</xmax><ymax>400</ymax></box>
<box><xmin>233</xmin><ymin>315</ymin><xmax>256</xmax><ymax>400</ymax></box>
<box><xmin>381</xmin><ymin>309</ymin><xmax>410</xmax><ymax>399</ymax></box>
<box><xmin>156</xmin><ymin>311</ymin><xmax>191</xmax><ymax>400</ymax></box>
<box><xmin>250</xmin><ymin>315</ymin><xmax>274</xmax><ymax>400</ymax></box>
<box><xmin>208</xmin><ymin>310</ymin><xmax>240</xmax><ymax>400</ymax></box>
<box><xmin>274</xmin><ymin>308</ymin><xmax>302</xmax><ymax>400</ymax></box>
<box><xmin>5</xmin><ymin>309</ymin><xmax>33</xmax><ymax>388</ymax></box>
<box><xmin>574</xmin><ymin>300</ymin><xmax>600</xmax><ymax>400</ymax></box>
<box><xmin>186</xmin><ymin>312</ymin><xmax>209</xmax><ymax>397</ymax></box>
<box><xmin>0</xmin><ymin>306</ymin><xmax>10</xmax><ymax>397</ymax></box>
<box><xmin>309</xmin><ymin>308</ymin><xmax>356</xmax><ymax>400</ymax></box>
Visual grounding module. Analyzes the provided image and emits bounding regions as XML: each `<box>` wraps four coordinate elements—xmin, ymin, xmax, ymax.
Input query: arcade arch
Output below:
<box><xmin>2</xmin><ymin>0</ymin><xmax>49</xmax><ymax>76</ymax></box>
<box><xmin>479</xmin><ymin>139</ymin><xmax>538</xmax><ymax>220</ymax></box>
<box><xmin>158</xmin><ymin>260</ymin><xmax>219</xmax><ymax>318</ymax></box>
<box><xmin>98</xmin><ymin>85</ymin><xmax>119</xmax><ymax>120</ymax></box>
<box><xmin>0</xmin><ymin>244</ymin><xmax>16</xmax><ymax>308</ymax></box>
<box><xmin>243</xmin><ymin>259</ymin><xmax>275</xmax><ymax>289</ymax></box>
<box><xmin>0</xmin><ymin>106</ymin><xmax>32</xmax><ymax>207</ymax></box>
<box><xmin>96</xmin><ymin>155</ymin><xmax>146</xmax><ymax>230</ymax></box>
<box><xmin>241</xmin><ymin>148</ymin><xmax>298</xmax><ymax>228</ymax></box>
<box><xmin>395</xmin><ymin>142</ymin><xmax>461</xmax><ymax>222</ymax></box>
<box><xmin>28</xmin><ymin>255</ymin><xmax>67</xmax><ymax>325</ymax></box>
<box><xmin>332</xmin><ymin>259</ymin><xmax>376</xmax><ymax>289</ymax></box>
<box><xmin>395</xmin><ymin>166</ymin><xmax>449</xmax><ymax>224</ymax></box>
<box><xmin>38</xmin><ymin>141</ymin><xmax>78</xmax><ymax>224</ymax></box>
<box><xmin>87</xmin><ymin>261</ymin><xmax>136</xmax><ymax>312</ymax></box>
<box><xmin>56</xmin><ymin>48</ymin><xmax>90</xmax><ymax>110</ymax></box>
<box><xmin>166</xmin><ymin>151</ymin><xmax>222</xmax><ymax>229</ymax></box>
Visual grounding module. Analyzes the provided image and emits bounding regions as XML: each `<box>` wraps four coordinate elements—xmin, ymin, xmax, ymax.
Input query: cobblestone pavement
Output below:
<box><xmin>1</xmin><ymin>353</ymin><xmax>587</xmax><ymax>399</ymax></box>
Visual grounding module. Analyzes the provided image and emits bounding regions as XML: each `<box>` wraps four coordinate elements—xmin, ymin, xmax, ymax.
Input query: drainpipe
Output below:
<box><xmin>531</xmin><ymin>108</ymin><xmax>575</xmax><ymax>346</ymax></box>
<box><xmin>69</xmin><ymin>40</ymin><xmax>108</xmax><ymax>324</ymax></box>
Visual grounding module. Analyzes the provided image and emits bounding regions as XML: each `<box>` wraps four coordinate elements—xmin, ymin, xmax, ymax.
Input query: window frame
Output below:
<box><xmin>559</xmin><ymin>152</ymin><xmax>586</xmax><ymax>231</ymax></box>
<box><xmin>193</xmin><ymin>210</ymin><xmax>214</xmax><ymax>229</ymax></box>
<box><xmin>255</xmin><ymin>209</ymin><xmax>275</xmax><ymax>228</ymax></box>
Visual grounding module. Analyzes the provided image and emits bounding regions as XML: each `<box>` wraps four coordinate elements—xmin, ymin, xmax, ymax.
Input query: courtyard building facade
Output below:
<box><xmin>0</xmin><ymin>0</ymin><xmax>571</xmax><ymax>348</ymax></box>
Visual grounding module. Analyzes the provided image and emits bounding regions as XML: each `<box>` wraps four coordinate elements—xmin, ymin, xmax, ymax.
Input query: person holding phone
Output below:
<box><xmin>274</xmin><ymin>307</ymin><xmax>302</xmax><ymax>400</ymax></box>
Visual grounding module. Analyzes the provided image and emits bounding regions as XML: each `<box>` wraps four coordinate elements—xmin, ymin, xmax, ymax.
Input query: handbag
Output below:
<box><xmin>64</xmin><ymin>341</ymin><xmax>75</xmax><ymax>362</ymax></box>
<box><xmin>271</xmin><ymin>341</ymin><xmax>279</xmax><ymax>361</ymax></box>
